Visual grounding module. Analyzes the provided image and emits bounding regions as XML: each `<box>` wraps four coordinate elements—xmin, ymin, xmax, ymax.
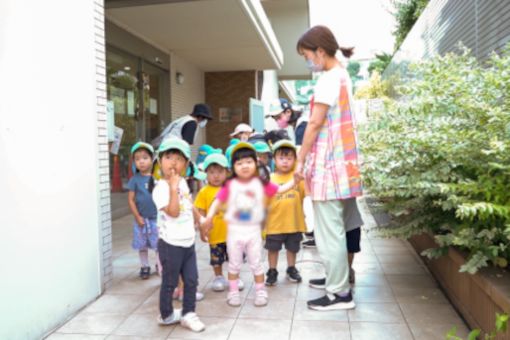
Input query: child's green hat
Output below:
<box><xmin>253</xmin><ymin>141</ymin><xmax>271</xmax><ymax>154</ymax></box>
<box><xmin>192</xmin><ymin>164</ymin><xmax>207</xmax><ymax>181</ymax></box>
<box><xmin>131</xmin><ymin>141</ymin><xmax>154</xmax><ymax>155</ymax></box>
<box><xmin>157</xmin><ymin>138</ymin><xmax>191</xmax><ymax>160</ymax></box>
<box><xmin>203</xmin><ymin>153</ymin><xmax>229</xmax><ymax>171</ymax></box>
<box><xmin>271</xmin><ymin>139</ymin><xmax>296</xmax><ymax>154</ymax></box>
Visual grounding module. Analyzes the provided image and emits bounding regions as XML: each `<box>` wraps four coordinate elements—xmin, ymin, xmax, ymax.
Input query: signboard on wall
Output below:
<box><xmin>249</xmin><ymin>98</ymin><xmax>265</xmax><ymax>133</ymax></box>
<box><xmin>110</xmin><ymin>126</ymin><xmax>124</xmax><ymax>155</ymax></box>
<box><xmin>219</xmin><ymin>108</ymin><xmax>230</xmax><ymax>122</ymax></box>
<box><xmin>219</xmin><ymin>107</ymin><xmax>243</xmax><ymax>123</ymax></box>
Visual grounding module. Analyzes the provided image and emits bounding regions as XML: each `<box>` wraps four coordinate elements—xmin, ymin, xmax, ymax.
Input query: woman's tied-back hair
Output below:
<box><xmin>296</xmin><ymin>25</ymin><xmax>354</xmax><ymax>58</ymax></box>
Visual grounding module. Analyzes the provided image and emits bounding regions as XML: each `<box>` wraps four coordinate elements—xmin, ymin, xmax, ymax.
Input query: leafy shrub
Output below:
<box><xmin>392</xmin><ymin>0</ymin><xmax>429</xmax><ymax>51</ymax></box>
<box><xmin>360</xmin><ymin>46</ymin><xmax>510</xmax><ymax>273</ymax></box>
<box><xmin>355</xmin><ymin>71</ymin><xmax>390</xmax><ymax>100</ymax></box>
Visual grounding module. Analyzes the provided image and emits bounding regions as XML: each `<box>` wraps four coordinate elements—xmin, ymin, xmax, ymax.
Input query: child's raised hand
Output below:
<box><xmin>167</xmin><ymin>169</ymin><xmax>181</xmax><ymax>189</ymax></box>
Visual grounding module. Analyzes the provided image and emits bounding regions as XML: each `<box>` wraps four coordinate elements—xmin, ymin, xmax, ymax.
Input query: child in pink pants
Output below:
<box><xmin>202</xmin><ymin>142</ymin><xmax>297</xmax><ymax>307</ymax></box>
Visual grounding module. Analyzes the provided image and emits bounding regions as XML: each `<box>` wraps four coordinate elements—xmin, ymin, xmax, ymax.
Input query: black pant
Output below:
<box><xmin>158</xmin><ymin>239</ymin><xmax>198</xmax><ymax>318</ymax></box>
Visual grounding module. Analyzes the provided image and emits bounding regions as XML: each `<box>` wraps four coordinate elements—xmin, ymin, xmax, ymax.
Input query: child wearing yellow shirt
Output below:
<box><xmin>194</xmin><ymin>153</ymin><xmax>244</xmax><ymax>292</ymax></box>
<box><xmin>265</xmin><ymin>140</ymin><xmax>306</xmax><ymax>285</ymax></box>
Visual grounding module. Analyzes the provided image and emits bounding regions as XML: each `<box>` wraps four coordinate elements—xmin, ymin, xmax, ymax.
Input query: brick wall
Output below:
<box><xmin>205</xmin><ymin>71</ymin><xmax>257</xmax><ymax>150</ymax></box>
<box><xmin>94</xmin><ymin>0</ymin><xmax>113</xmax><ymax>290</ymax></box>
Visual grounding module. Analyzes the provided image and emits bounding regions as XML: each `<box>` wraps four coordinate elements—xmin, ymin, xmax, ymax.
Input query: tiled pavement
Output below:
<box><xmin>47</xmin><ymin>198</ymin><xmax>470</xmax><ymax>339</ymax></box>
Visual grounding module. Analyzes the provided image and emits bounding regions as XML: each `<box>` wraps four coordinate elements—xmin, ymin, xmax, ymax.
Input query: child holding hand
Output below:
<box><xmin>194</xmin><ymin>153</ymin><xmax>244</xmax><ymax>292</ymax></box>
<box><xmin>264</xmin><ymin>140</ymin><xmax>306</xmax><ymax>285</ymax></box>
<box><xmin>202</xmin><ymin>142</ymin><xmax>298</xmax><ymax>307</ymax></box>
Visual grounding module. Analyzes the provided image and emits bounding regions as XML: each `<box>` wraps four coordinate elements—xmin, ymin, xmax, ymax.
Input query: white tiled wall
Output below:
<box><xmin>94</xmin><ymin>0</ymin><xmax>113</xmax><ymax>290</ymax></box>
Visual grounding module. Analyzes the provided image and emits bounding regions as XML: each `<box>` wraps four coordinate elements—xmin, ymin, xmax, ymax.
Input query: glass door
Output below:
<box><xmin>140</xmin><ymin>61</ymin><xmax>169</xmax><ymax>144</ymax></box>
<box><xmin>106</xmin><ymin>47</ymin><xmax>140</xmax><ymax>184</ymax></box>
<box><xmin>106</xmin><ymin>46</ymin><xmax>169</xmax><ymax>188</ymax></box>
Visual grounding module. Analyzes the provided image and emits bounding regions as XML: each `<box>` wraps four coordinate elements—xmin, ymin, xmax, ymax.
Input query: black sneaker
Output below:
<box><xmin>304</xmin><ymin>232</ymin><xmax>314</xmax><ymax>239</ymax></box>
<box><xmin>309</xmin><ymin>278</ymin><xmax>325</xmax><ymax>289</ymax></box>
<box><xmin>140</xmin><ymin>266</ymin><xmax>150</xmax><ymax>280</ymax></box>
<box><xmin>286</xmin><ymin>266</ymin><xmax>302</xmax><ymax>283</ymax></box>
<box><xmin>265</xmin><ymin>268</ymin><xmax>278</xmax><ymax>286</ymax></box>
<box><xmin>307</xmin><ymin>291</ymin><xmax>355</xmax><ymax>311</ymax></box>
<box><xmin>302</xmin><ymin>239</ymin><xmax>316</xmax><ymax>248</ymax></box>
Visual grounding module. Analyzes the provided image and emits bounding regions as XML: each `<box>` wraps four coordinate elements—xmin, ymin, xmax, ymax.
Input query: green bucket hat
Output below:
<box><xmin>131</xmin><ymin>141</ymin><xmax>154</xmax><ymax>155</ymax></box>
<box><xmin>157</xmin><ymin>138</ymin><xmax>191</xmax><ymax>160</ymax></box>
<box><xmin>253</xmin><ymin>141</ymin><xmax>271</xmax><ymax>154</ymax></box>
<box><xmin>202</xmin><ymin>153</ymin><xmax>229</xmax><ymax>171</ymax></box>
<box><xmin>271</xmin><ymin>139</ymin><xmax>296</xmax><ymax>154</ymax></box>
<box><xmin>193</xmin><ymin>167</ymin><xmax>207</xmax><ymax>181</ymax></box>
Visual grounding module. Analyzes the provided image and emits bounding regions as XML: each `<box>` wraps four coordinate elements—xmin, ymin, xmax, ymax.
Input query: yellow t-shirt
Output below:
<box><xmin>194</xmin><ymin>184</ymin><xmax>227</xmax><ymax>245</ymax></box>
<box><xmin>266</xmin><ymin>172</ymin><xmax>306</xmax><ymax>235</ymax></box>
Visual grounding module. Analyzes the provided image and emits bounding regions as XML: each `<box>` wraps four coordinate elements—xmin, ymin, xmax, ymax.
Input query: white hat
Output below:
<box><xmin>230</xmin><ymin>123</ymin><xmax>253</xmax><ymax>137</ymax></box>
<box><xmin>291</xmin><ymin>104</ymin><xmax>304</xmax><ymax>112</ymax></box>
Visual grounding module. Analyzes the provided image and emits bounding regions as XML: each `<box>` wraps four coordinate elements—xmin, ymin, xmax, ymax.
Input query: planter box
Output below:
<box><xmin>409</xmin><ymin>233</ymin><xmax>510</xmax><ymax>340</ymax></box>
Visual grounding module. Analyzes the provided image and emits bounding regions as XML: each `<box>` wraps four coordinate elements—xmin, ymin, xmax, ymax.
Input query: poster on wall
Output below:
<box><xmin>219</xmin><ymin>107</ymin><xmax>243</xmax><ymax>123</ymax></box>
<box><xmin>127</xmin><ymin>91</ymin><xmax>135</xmax><ymax>116</ymax></box>
<box><xmin>110</xmin><ymin>126</ymin><xmax>124</xmax><ymax>155</ymax></box>
<box><xmin>149</xmin><ymin>98</ymin><xmax>158</xmax><ymax>114</ymax></box>
<box><xmin>219</xmin><ymin>108</ymin><xmax>230</xmax><ymax>122</ymax></box>
<box><xmin>107</xmin><ymin>101</ymin><xmax>115</xmax><ymax>142</ymax></box>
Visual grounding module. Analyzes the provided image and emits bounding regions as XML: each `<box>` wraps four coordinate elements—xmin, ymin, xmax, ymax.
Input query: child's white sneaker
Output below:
<box><xmin>180</xmin><ymin>312</ymin><xmax>205</xmax><ymax>332</ymax></box>
<box><xmin>227</xmin><ymin>291</ymin><xmax>242</xmax><ymax>307</ymax></box>
<box><xmin>254</xmin><ymin>289</ymin><xmax>268</xmax><ymax>307</ymax></box>
<box><xmin>238</xmin><ymin>278</ymin><xmax>245</xmax><ymax>291</ymax></box>
<box><xmin>212</xmin><ymin>276</ymin><xmax>226</xmax><ymax>292</ymax></box>
<box><xmin>196</xmin><ymin>291</ymin><xmax>205</xmax><ymax>301</ymax></box>
<box><xmin>177</xmin><ymin>291</ymin><xmax>205</xmax><ymax>302</ymax></box>
<box><xmin>157</xmin><ymin>309</ymin><xmax>182</xmax><ymax>325</ymax></box>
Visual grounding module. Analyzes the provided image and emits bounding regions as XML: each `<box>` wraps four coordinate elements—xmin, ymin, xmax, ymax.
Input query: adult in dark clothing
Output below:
<box><xmin>154</xmin><ymin>103</ymin><xmax>212</xmax><ymax>146</ymax></box>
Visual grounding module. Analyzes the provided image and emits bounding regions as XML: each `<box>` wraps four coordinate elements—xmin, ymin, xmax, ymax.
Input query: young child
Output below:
<box><xmin>127</xmin><ymin>142</ymin><xmax>160</xmax><ymax>280</ymax></box>
<box><xmin>195</xmin><ymin>153</ymin><xmax>245</xmax><ymax>292</ymax></box>
<box><xmin>152</xmin><ymin>137</ymin><xmax>205</xmax><ymax>332</ymax></box>
<box><xmin>202</xmin><ymin>142</ymin><xmax>298</xmax><ymax>307</ymax></box>
<box><xmin>264</xmin><ymin>140</ymin><xmax>306</xmax><ymax>285</ymax></box>
<box><xmin>253</xmin><ymin>141</ymin><xmax>272</xmax><ymax>183</ymax></box>
<box><xmin>230</xmin><ymin>123</ymin><xmax>253</xmax><ymax>142</ymax></box>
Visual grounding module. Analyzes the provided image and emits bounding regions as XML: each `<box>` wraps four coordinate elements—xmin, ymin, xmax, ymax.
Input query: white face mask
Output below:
<box><xmin>198</xmin><ymin>120</ymin><xmax>208</xmax><ymax>128</ymax></box>
<box><xmin>306</xmin><ymin>58</ymin><xmax>323</xmax><ymax>72</ymax></box>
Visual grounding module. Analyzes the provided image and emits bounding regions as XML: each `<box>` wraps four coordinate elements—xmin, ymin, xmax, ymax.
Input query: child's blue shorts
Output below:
<box><xmin>132</xmin><ymin>218</ymin><xmax>158</xmax><ymax>250</ymax></box>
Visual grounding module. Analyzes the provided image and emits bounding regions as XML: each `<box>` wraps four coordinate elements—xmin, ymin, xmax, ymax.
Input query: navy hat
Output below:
<box><xmin>279</xmin><ymin>98</ymin><xmax>291</xmax><ymax>111</ymax></box>
<box><xmin>191</xmin><ymin>103</ymin><xmax>212</xmax><ymax>120</ymax></box>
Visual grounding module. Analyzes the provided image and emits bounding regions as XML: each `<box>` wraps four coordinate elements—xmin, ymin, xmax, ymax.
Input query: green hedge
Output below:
<box><xmin>360</xmin><ymin>46</ymin><xmax>510</xmax><ymax>274</ymax></box>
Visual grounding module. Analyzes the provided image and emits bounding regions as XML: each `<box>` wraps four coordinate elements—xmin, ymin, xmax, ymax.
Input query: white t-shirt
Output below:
<box><xmin>152</xmin><ymin>178</ymin><xmax>195</xmax><ymax>247</ymax></box>
<box><xmin>314</xmin><ymin>65</ymin><xmax>353</xmax><ymax>108</ymax></box>
<box><xmin>217</xmin><ymin>178</ymin><xmax>278</xmax><ymax>226</ymax></box>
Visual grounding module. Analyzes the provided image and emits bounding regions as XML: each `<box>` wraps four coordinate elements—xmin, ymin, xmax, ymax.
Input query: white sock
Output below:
<box><xmin>139</xmin><ymin>249</ymin><xmax>149</xmax><ymax>267</ymax></box>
